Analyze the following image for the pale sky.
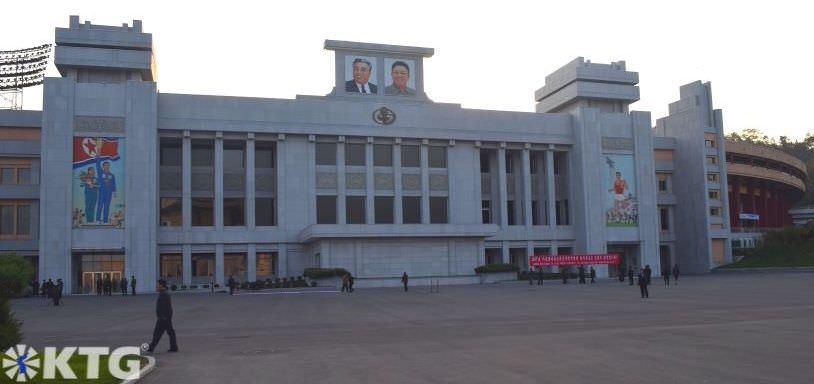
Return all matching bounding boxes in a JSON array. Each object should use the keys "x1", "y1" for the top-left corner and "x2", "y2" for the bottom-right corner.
[{"x1": 4, "y1": 0, "x2": 812, "y2": 140}]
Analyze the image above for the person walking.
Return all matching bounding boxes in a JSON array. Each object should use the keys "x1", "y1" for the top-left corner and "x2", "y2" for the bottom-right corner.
[
  {"x1": 31, "y1": 278, "x2": 39, "y2": 298},
  {"x1": 401, "y1": 272, "x2": 409, "y2": 292},
  {"x1": 96, "y1": 277, "x2": 103, "y2": 296},
  {"x1": 130, "y1": 275, "x2": 137, "y2": 295},
  {"x1": 672, "y1": 264, "x2": 680, "y2": 286},
  {"x1": 637, "y1": 271, "x2": 649, "y2": 299},
  {"x1": 618, "y1": 265, "x2": 625, "y2": 282},
  {"x1": 578, "y1": 265, "x2": 586, "y2": 284},
  {"x1": 348, "y1": 273, "x2": 355, "y2": 293},
  {"x1": 627, "y1": 267, "x2": 634, "y2": 286},
  {"x1": 589, "y1": 266, "x2": 596, "y2": 284},
  {"x1": 341, "y1": 273, "x2": 350, "y2": 293},
  {"x1": 121, "y1": 276, "x2": 129, "y2": 296},
  {"x1": 537, "y1": 267, "x2": 544, "y2": 286},
  {"x1": 104, "y1": 276, "x2": 112, "y2": 296},
  {"x1": 56, "y1": 279, "x2": 64, "y2": 305},
  {"x1": 41, "y1": 280, "x2": 48, "y2": 298},
  {"x1": 561, "y1": 267, "x2": 568, "y2": 284},
  {"x1": 662, "y1": 266, "x2": 670, "y2": 287},
  {"x1": 528, "y1": 269, "x2": 534, "y2": 285},
  {"x1": 45, "y1": 279, "x2": 54, "y2": 301},
  {"x1": 147, "y1": 285, "x2": 179, "y2": 353},
  {"x1": 228, "y1": 275, "x2": 236, "y2": 295}
]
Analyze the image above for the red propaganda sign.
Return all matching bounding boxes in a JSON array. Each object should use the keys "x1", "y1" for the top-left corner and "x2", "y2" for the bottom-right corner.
[{"x1": 529, "y1": 254, "x2": 620, "y2": 267}]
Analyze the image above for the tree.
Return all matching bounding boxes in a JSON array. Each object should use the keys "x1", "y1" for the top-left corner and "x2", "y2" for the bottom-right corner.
[{"x1": 0, "y1": 253, "x2": 34, "y2": 350}]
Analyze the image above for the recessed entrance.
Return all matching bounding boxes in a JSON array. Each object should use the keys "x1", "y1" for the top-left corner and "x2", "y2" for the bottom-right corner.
[{"x1": 72, "y1": 252, "x2": 124, "y2": 294}]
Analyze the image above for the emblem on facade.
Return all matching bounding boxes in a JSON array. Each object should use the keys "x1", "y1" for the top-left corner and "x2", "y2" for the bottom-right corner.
[{"x1": 372, "y1": 107, "x2": 396, "y2": 125}]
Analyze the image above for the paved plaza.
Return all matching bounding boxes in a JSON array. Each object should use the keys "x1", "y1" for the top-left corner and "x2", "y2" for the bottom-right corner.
[{"x1": 11, "y1": 273, "x2": 814, "y2": 383}]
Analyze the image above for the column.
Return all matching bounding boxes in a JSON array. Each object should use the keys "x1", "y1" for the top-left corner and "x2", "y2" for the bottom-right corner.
[
  {"x1": 497, "y1": 145, "x2": 508, "y2": 227},
  {"x1": 526, "y1": 241, "x2": 534, "y2": 271},
  {"x1": 337, "y1": 139, "x2": 346, "y2": 224},
  {"x1": 182, "y1": 244, "x2": 191, "y2": 286},
  {"x1": 546, "y1": 148, "x2": 556, "y2": 228},
  {"x1": 746, "y1": 180, "x2": 754, "y2": 229},
  {"x1": 501, "y1": 242, "x2": 509, "y2": 264},
  {"x1": 246, "y1": 133, "x2": 256, "y2": 229},
  {"x1": 215, "y1": 132, "x2": 224, "y2": 230},
  {"x1": 278, "y1": 243, "x2": 288, "y2": 277},
  {"x1": 760, "y1": 182, "x2": 768, "y2": 228},
  {"x1": 732, "y1": 177, "x2": 741, "y2": 228},
  {"x1": 393, "y1": 141, "x2": 403, "y2": 223},
  {"x1": 365, "y1": 138, "x2": 375, "y2": 224},
  {"x1": 420, "y1": 140, "x2": 430, "y2": 224},
  {"x1": 247, "y1": 244, "x2": 257, "y2": 282},
  {"x1": 215, "y1": 243, "x2": 224, "y2": 286},
  {"x1": 182, "y1": 132, "x2": 191, "y2": 229},
  {"x1": 522, "y1": 147, "x2": 533, "y2": 227}
]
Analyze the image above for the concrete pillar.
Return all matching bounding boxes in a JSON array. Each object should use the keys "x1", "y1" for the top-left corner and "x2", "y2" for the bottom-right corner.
[
  {"x1": 279, "y1": 243, "x2": 289, "y2": 277},
  {"x1": 365, "y1": 139, "x2": 375, "y2": 224},
  {"x1": 247, "y1": 244, "x2": 257, "y2": 282},
  {"x1": 215, "y1": 133, "x2": 224, "y2": 229},
  {"x1": 746, "y1": 181, "x2": 754, "y2": 229},
  {"x1": 522, "y1": 147, "x2": 533, "y2": 227},
  {"x1": 545, "y1": 148, "x2": 556, "y2": 228},
  {"x1": 732, "y1": 177, "x2": 741, "y2": 228},
  {"x1": 420, "y1": 141, "x2": 430, "y2": 224},
  {"x1": 337, "y1": 140, "x2": 346, "y2": 224},
  {"x1": 526, "y1": 241, "x2": 534, "y2": 271},
  {"x1": 182, "y1": 244, "x2": 191, "y2": 286},
  {"x1": 501, "y1": 242, "x2": 509, "y2": 264},
  {"x1": 393, "y1": 142, "x2": 403, "y2": 223},
  {"x1": 215, "y1": 243, "x2": 224, "y2": 286},
  {"x1": 497, "y1": 145, "x2": 508, "y2": 227},
  {"x1": 246, "y1": 134, "x2": 256, "y2": 229},
  {"x1": 182, "y1": 132, "x2": 191, "y2": 229}
]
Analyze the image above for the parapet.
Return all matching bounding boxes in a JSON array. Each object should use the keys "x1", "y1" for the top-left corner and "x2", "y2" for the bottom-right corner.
[{"x1": 535, "y1": 57, "x2": 639, "y2": 114}]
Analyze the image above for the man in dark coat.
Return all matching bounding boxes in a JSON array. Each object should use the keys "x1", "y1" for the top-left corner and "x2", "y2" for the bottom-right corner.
[
  {"x1": 618, "y1": 265, "x2": 625, "y2": 282},
  {"x1": 147, "y1": 286, "x2": 178, "y2": 353},
  {"x1": 590, "y1": 266, "x2": 596, "y2": 283},
  {"x1": 56, "y1": 279, "x2": 64, "y2": 304},
  {"x1": 228, "y1": 275, "x2": 236, "y2": 295},
  {"x1": 401, "y1": 272, "x2": 409, "y2": 292},
  {"x1": 130, "y1": 275, "x2": 137, "y2": 295},
  {"x1": 31, "y1": 278, "x2": 39, "y2": 297},
  {"x1": 578, "y1": 265, "x2": 586, "y2": 284},
  {"x1": 348, "y1": 274, "x2": 355, "y2": 293},
  {"x1": 561, "y1": 267, "x2": 568, "y2": 284},
  {"x1": 103, "y1": 276, "x2": 112, "y2": 296},
  {"x1": 42, "y1": 280, "x2": 48, "y2": 298},
  {"x1": 528, "y1": 269, "x2": 534, "y2": 285},
  {"x1": 644, "y1": 265, "x2": 652, "y2": 286},
  {"x1": 662, "y1": 266, "x2": 670, "y2": 287},
  {"x1": 637, "y1": 271, "x2": 649, "y2": 298},
  {"x1": 537, "y1": 267, "x2": 544, "y2": 286},
  {"x1": 627, "y1": 267, "x2": 634, "y2": 286},
  {"x1": 121, "y1": 276, "x2": 128, "y2": 295}
]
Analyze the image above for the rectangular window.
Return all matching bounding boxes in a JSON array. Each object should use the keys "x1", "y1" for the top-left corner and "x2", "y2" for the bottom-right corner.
[
  {"x1": 532, "y1": 200, "x2": 540, "y2": 225},
  {"x1": 255, "y1": 198, "x2": 276, "y2": 226},
  {"x1": 224, "y1": 253, "x2": 247, "y2": 281},
  {"x1": 159, "y1": 254, "x2": 183, "y2": 281},
  {"x1": 659, "y1": 180, "x2": 668, "y2": 193},
  {"x1": 708, "y1": 189, "x2": 720, "y2": 200},
  {"x1": 256, "y1": 252, "x2": 278, "y2": 278},
  {"x1": 402, "y1": 196, "x2": 421, "y2": 224},
  {"x1": 706, "y1": 156, "x2": 717, "y2": 165},
  {"x1": 1, "y1": 168, "x2": 14, "y2": 184},
  {"x1": 373, "y1": 144, "x2": 393, "y2": 166},
  {"x1": 507, "y1": 200, "x2": 516, "y2": 225},
  {"x1": 0, "y1": 203, "x2": 30, "y2": 238},
  {"x1": 346, "y1": 196, "x2": 366, "y2": 224},
  {"x1": 316, "y1": 195, "x2": 337, "y2": 224},
  {"x1": 401, "y1": 145, "x2": 420, "y2": 167},
  {"x1": 191, "y1": 139, "x2": 214, "y2": 167},
  {"x1": 428, "y1": 146, "x2": 447, "y2": 168},
  {"x1": 710, "y1": 207, "x2": 721, "y2": 217},
  {"x1": 316, "y1": 142, "x2": 337, "y2": 166},
  {"x1": 657, "y1": 173, "x2": 670, "y2": 194},
  {"x1": 660, "y1": 207, "x2": 670, "y2": 231},
  {"x1": 191, "y1": 198, "x2": 214, "y2": 226},
  {"x1": 707, "y1": 173, "x2": 719, "y2": 182},
  {"x1": 345, "y1": 143, "x2": 366, "y2": 166},
  {"x1": 705, "y1": 139, "x2": 715, "y2": 148},
  {"x1": 17, "y1": 168, "x2": 31, "y2": 185},
  {"x1": 223, "y1": 140, "x2": 246, "y2": 169},
  {"x1": 255, "y1": 141, "x2": 276, "y2": 168},
  {"x1": 480, "y1": 150, "x2": 490, "y2": 173},
  {"x1": 430, "y1": 197, "x2": 448, "y2": 224},
  {"x1": 16, "y1": 204, "x2": 29, "y2": 235},
  {"x1": 160, "y1": 138, "x2": 182, "y2": 166},
  {"x1": 160, "y1": 197, "x2": 182, "y2": 226},
  {"x1": 375, "y1": 196, "x2": 394, "y2": 224},
  {"x1": 191, "y1": 254, "x2": 215, "y2": 284},
  {"x1": 223, "y1": 198, "x2": 245, "y2": 226},
  {"x1": 481, "y1": 200, "x2": 492, "y2": 224}
]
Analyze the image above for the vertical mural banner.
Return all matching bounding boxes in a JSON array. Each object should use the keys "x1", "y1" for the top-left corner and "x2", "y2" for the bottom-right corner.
[
  {"x1": 72, "y1": 137, "x2": 125, "y2": 228},
  {"x1": 604, "y1": 154, "x2": 638, "y2": 227}
]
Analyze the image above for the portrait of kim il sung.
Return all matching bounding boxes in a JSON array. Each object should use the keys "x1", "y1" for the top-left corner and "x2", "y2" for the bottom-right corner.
[
  {"x1": 345, "y1": 56, "x2": 377, "y2": 94},
  {"x1": 384, "y1": 58, "x2": 415, "y2": 96}
]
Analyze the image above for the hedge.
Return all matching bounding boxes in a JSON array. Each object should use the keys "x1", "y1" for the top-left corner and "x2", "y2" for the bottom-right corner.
[
  {"x1": 474, "y1": 263, "x2": 519, "y2": 274},
  {"x1": 303, "y1": 267, "x2": 350, "y2": 279}
]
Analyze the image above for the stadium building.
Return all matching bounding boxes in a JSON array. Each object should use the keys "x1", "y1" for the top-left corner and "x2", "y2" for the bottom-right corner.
[{"x1": 0, "y1": 16, "x2": 805, "y2": 293}]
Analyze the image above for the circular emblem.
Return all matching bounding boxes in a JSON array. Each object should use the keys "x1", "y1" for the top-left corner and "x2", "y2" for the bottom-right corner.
[
  {"x1": 3, "y1": 344, "x2": 40, "y2": 382},
  {"x1": 372, "y1": 107, "x2": 396, "y2": 125}
]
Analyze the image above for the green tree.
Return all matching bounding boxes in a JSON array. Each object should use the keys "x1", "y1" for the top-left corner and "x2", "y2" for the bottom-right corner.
[{"x1": 0, "y1": 253, "x2": 35, "y2": 350}]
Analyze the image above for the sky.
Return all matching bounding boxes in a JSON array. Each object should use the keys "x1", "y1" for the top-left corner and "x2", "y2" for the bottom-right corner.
[{"x1": 3, "y1": 0, "x2": 812, "y2": 140}]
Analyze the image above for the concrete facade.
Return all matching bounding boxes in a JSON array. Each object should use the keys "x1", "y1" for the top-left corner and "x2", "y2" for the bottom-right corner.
[{"x1": 4, "y1": 15, "x2": 790, "y2": 293}]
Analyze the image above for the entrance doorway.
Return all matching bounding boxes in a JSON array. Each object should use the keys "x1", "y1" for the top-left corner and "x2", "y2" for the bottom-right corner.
[
  {"x1": 81, "y1": 271, "x2": 122, "y2": 294},
  {"x1": 607, "y1": 244, "x2": 639, "y2": 278}
]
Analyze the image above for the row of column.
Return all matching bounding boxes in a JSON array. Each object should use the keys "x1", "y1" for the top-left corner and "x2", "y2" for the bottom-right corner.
[
  {"x1": 179, "y1": 243, "x2": 289, "y2": 286},
  {"x1": 729, "y1": 177, "x2": 790, "y2": 228}
]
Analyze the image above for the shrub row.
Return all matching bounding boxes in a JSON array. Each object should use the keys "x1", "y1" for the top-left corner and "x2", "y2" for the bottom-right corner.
[
  {"x1": 474, "y1": 263, "x2": 519, "y2": 274},
  {"x1": 303, "y1": 268, "x2": 350, "y2": 279},
  {"x1": 169, "y1": 276, "x2": 315, "y2": 291}
]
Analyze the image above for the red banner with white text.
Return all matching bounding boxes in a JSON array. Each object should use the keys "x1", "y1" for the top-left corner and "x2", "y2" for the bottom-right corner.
[{"x1": 529, "y1": 254, "x2": 620, "y2": 267}]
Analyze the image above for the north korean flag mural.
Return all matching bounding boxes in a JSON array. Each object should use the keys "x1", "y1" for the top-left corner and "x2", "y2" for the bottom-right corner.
[{"x1": 72, "y1": 137, "x2": 125, "y2": 228}]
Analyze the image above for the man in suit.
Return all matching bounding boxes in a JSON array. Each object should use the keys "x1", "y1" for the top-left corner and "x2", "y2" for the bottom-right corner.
[
  {"x1": 345, "y1": 58, "x2": 377, "y2": 94},
  {"x1": 384, "y1": 60, "x2": 415, "y2": 96}
]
